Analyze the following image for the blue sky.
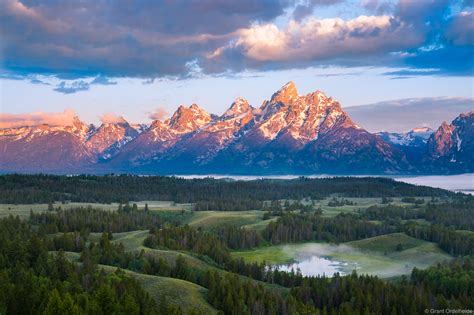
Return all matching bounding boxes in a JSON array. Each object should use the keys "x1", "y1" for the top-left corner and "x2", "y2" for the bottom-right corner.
[{"x1": 0, "y1": 0, "x2": 473, "y2": 130}]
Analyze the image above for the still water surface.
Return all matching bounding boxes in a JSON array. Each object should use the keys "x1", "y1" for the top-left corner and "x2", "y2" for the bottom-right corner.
[{"x1": 276, "y1": 256, "x2": 348, "y2": 277}]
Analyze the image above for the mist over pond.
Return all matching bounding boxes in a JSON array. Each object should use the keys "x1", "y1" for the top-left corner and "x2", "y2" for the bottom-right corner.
[
  {"x1": 269, "y1": 243, "x2": 360, "y2": 277},
  {"x1": 242, "y1": 240, "x2": 451, "y2": 279},
  {"x1": 276, "y1": 255, "x2": 349, "y2": 277}
]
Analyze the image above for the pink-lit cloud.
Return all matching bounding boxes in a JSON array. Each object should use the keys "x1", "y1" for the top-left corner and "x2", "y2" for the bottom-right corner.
[
  {"x1": 209, "y1": 15, "x2": 422, "y2": 63},
  {"x1": 99, "y1": 113, "x2": 127, "y2": 124},
  {"x1": 0, "y1": 109, "x2": 78, "y2": 128},
  {"x1": 148, "y1": 107, "x2": 170, "y2": 121}
]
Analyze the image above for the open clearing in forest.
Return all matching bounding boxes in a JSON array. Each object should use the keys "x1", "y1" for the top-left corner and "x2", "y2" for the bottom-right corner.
[
  {"x1": 232, "y1": 233, "x2": 451, "y2": 278},
  {"x1": 314, "y1": 197, "x2": 433, "y2": 217},
  {"x1": 185, "y1": 210, "x2": 264, "y2": 230}
]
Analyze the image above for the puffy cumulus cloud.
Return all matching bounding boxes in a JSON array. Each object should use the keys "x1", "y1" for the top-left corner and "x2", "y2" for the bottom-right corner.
[
  {"x1": 209, "y1": 15, "x2": 421, "y2": 63},
  {"x1": 99, "y1": 113, "x2": 128, "y2": 124},
  {"x1": 206, "y1": 0, "x2": 473, "y2": 76},
  {"x1": 0, "y1": 0, "x2": 290, "y2": 79},
  {"x1": 0, "y1": 0, "x2": 471, "y2": 79},
  {"x1": 0, "y1": 109, "x2": 78, "y2": 129},
  {"x1": 148, "y1": 107, "x2": 170, "y2": 121}
]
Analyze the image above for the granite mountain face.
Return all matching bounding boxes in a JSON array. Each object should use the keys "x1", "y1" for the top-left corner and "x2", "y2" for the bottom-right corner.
[
  {"x1": 0, "y1": 82, "x2": 472, "y2": 175},
  {"x1": 424, "y1": 112, "x2": 474, "y2": 174}
]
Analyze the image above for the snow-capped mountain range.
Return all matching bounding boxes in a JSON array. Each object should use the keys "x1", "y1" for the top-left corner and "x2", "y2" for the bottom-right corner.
[
  {"x1": 1, "y1": 82, "x2": 472, "y2": 175},
  {"x1": 377, "y1": 127, "x2": 434, "y2": 147}
]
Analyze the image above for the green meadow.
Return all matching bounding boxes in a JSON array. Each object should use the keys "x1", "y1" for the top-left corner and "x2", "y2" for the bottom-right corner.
[{"x1": 232, "y1": 233, "x2": 452, "y2": 278}]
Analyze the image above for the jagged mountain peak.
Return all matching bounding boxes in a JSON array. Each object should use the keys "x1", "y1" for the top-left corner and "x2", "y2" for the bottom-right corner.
[
  {"x1": 86, "y1": 117, "x2": 139, "y2": 154},
  {"x1": 189, "y1": 103, "x2": 202, "y2": 111},
  {"x1": 101, "y1": 121, "x2": 129, "y2": 130},
  {"x1": 150, "y1": 119, "x2": 167, "y2": 130},
  {"x1": 253, "y1": 83, "x2": 352, "y2": 143},
  {"x1": 261, "y1": 83, "x2": 341, "y2": 121},
  {"x1": 459, "y1": 111, "x2": 474, "y2": 117},
  {"x1": 69, "y1": 116, "x2": 93, "y2": 139},
  {"x1": 168, "y1": 103, "x2": 214, "y2": 134},
  {"x1": 437, "y1": 121, "x2": 455, "y2": 135},
  {"x1": 72, "y1": 115, "x2": 84, "y2": 126},
  {"x1": 454, "y1": 111, "x2": 474, "y2": 123},
  {"x1": 222, "y1": 97, "x2": 252, "y2": 118},
  {"x1": 305, "y1": 89, "x2": 333, "y2": 104},
  {"x1": 426, "y1": 112, "x2": 473, "y2": 170},
  {"x1": 171, "y1": 103, "x2": 208, "y2": 119},
  {"x1": 270, "y1": 81, "x2": 299, "y2": 104}
]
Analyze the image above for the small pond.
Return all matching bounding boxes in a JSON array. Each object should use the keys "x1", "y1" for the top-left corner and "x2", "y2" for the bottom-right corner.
[{"x1": 276, "y1": 255, "x2": 354, "y2": 277}]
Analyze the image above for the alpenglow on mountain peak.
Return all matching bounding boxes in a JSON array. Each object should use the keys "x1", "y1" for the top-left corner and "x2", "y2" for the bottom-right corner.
[
  {"x1": 222, "y1": 97, "x2": 252, "y2": 118},
  {"x1": 0, "y1": 82, "x2": 472, "y2": 175},
  {"x1": 167, "y1": 103, "x2": 214, "y2": 134},
  {"x1": 270, "y1": 81, "x2": 299, "y2": 104}
]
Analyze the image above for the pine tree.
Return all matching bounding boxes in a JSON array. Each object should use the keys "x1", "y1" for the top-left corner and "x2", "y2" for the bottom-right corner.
[
  {"x1": 43, "y1": 289, "x2": 63, "y2": 315},
  {"x1": 95, "y1": 285, "x2": 119, "y2": 315},
  {"x1": 62, "y1": 293, "x2": 80, "y2": 315}
]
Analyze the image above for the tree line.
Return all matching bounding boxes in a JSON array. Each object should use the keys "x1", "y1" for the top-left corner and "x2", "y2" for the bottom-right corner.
[
  {"x1": 362, "y1": 199, "x2": 474, "y2": 230},
  {"x1": 0, "y1": 174, "x2": 456, "y2": 206},
  {"x1": 29, "y1": 206, "x2": 187, "y2": 234},
  {"x1": 262, "y1": 212, "x2": 397, "y2": 244}
]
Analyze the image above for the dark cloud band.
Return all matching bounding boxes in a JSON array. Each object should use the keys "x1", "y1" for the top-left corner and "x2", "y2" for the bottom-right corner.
[{"x1": 0, "y1": 0, "x2": 472, "y2": 80}]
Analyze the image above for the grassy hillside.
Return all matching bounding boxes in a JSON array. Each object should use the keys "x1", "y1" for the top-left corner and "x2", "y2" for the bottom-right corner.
[
  {"x1": 105, "y1": 229, "x2": 287, "y2": 292},
  {"x1": 185, "y1": 210, "x2": 264, "y2": 230},
  {"x1": 56, "y1": 249, "x2": 217, "y2": 313},
  {"x1": 347, "y1": 232, "x2": 426, "y2": 252},
  {"x1": 99, "y1": 265, "x2": 217, "y2": 314}
]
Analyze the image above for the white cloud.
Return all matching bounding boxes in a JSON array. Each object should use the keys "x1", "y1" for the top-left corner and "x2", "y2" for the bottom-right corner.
[{"x1": 209, "y1": 15, "x2": 423, "y2": 63}]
